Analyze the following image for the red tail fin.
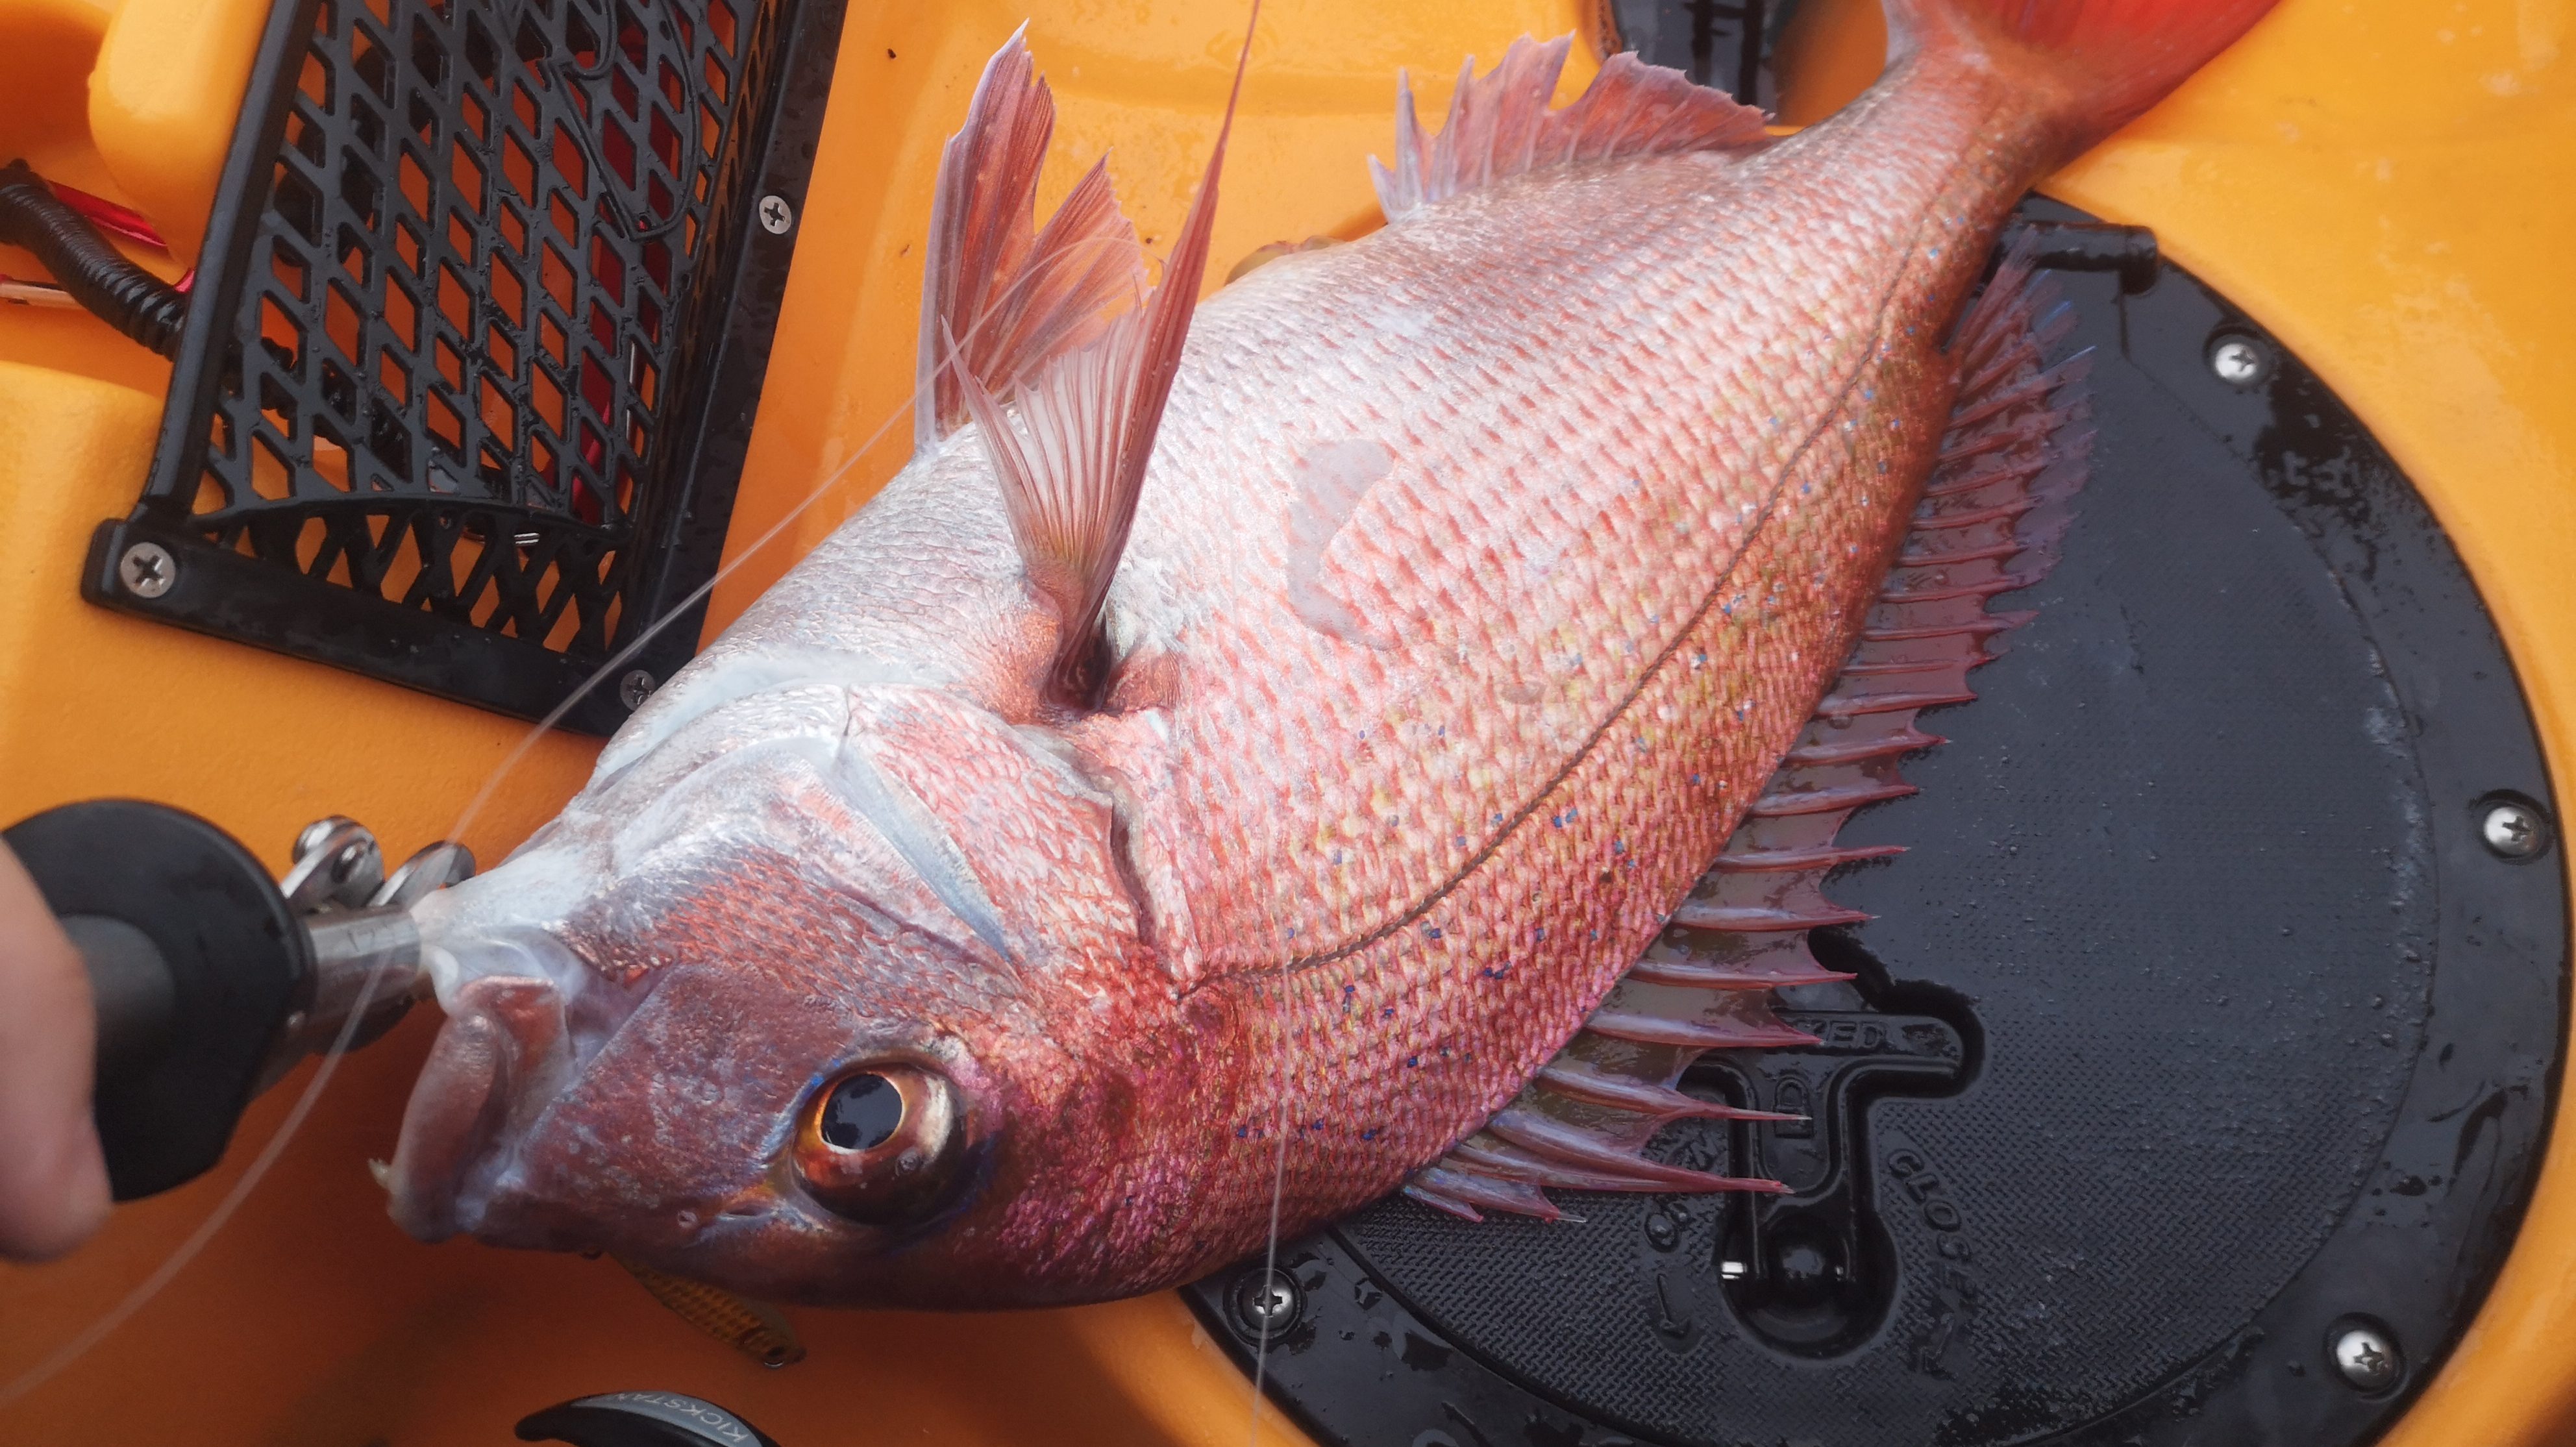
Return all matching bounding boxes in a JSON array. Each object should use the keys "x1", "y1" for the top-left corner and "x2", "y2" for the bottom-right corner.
[{"x1": 1892, "y1": 0, "x2": 2281, "y2": 158}]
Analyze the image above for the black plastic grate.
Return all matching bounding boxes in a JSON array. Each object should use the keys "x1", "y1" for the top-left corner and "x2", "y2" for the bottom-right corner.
[{"x1": 85, "y1": 0, "x2": 848, "y2": 733}]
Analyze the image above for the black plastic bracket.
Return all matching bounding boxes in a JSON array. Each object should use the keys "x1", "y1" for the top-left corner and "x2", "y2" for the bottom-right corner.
[{"x1": 1703, "y1": 938, "x2": 1977, "y2": 1359}]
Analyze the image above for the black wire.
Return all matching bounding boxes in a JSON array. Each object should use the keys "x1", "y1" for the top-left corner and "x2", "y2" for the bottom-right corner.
[{"x1": 0, "y1": 160, "x2": 187, "y2": 357}]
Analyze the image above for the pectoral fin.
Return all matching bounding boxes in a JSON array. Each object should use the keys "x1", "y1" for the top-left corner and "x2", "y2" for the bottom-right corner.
[{"x1": 915, "y1": 30, "x2": 1146, "y2": 452}]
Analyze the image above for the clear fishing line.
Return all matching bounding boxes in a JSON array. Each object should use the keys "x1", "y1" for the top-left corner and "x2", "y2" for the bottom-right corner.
[
  {"x1": 0, "y1": 224, "x2": 1159, "y2": 1405},
  {"x1": 1198, "y1": 8, "x2": 1272, "y2": 1440},
  {"x1": 1248, "y1": 975, "x2": 1295, "y2": 1447}
]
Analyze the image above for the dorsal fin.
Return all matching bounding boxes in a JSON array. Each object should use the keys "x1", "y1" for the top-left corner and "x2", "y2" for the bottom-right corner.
[
  {"x1": 915, "y1": 28, "x2": 1148, "y2": 451},
  {"x1": 932, "y1": 18, "x2": 1253, "y2": 706},
  {"x1": 1370, "y1": 36, "x2": 1772, "y2": 224}
]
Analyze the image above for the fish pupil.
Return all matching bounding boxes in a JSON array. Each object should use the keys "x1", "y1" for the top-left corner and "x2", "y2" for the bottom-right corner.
[{"x1": 820, "y1": 1072, "x2": 904, "y2": 1151}]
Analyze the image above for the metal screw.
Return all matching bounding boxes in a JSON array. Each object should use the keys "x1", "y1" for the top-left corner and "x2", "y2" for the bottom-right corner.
[
  {"x1": 1228, "y1": 1268, "x2": 1302, "y2": 1339},
  {"x1": 619, "y1": 669, "x2": 657, "y2": 710},
  {"x1": 2209, "y1": 336, "x2": 2272, "y2": 387},
  {"x1": 118, "y1": 541, "x2": 177, "y2": 599},
  {"x1": 2331, "y1": 1322, "x2": 2402, "y2": 1393},
  {"x1": 2483, "y1": 800, "x2": 2549, "y2": 860},
  {"x1": 757, "y1": 193, "x2": 794, "y2": 235}
]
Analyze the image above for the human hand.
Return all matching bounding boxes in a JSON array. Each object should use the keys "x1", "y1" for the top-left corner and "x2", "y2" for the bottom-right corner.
[{"x1": 0, "y1": 840, "x2": 108, "y2": 1260}]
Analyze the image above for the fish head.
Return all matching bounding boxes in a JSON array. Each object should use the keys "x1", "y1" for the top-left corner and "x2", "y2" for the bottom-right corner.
[{"x1": 387, "y1": 682, "x2": 1182, "y2": 1305}]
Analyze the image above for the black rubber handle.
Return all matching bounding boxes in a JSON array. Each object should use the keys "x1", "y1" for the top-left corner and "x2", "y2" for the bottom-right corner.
[
  {"x1": 60, "y1": 914, "x2": 177, "y2": 1081},
  {"x1": 3, "y1": 800, "x2": 308, "y2": 1200}
]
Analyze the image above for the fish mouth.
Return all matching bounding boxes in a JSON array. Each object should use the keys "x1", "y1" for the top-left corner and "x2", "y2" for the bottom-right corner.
[{"x1": 386, "y1": 927, "x2": 626, "y2": 1241}]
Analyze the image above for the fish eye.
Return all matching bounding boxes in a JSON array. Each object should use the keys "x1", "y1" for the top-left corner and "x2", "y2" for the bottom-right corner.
[{"x1": 791, "y1": 1061, "x2": 963, "y2": 1222}]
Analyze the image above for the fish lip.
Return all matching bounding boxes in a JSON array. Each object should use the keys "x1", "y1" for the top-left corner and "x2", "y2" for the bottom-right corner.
[
  {"x1": 423, "y1": 919, "x2": 652, "y2": 1072},
  {"x1": 388, "y1": 928, "x2": 643, "y2": 1242},
  {"x1": 387, "y1": 972, "x2": 560, "y2": 1240}
]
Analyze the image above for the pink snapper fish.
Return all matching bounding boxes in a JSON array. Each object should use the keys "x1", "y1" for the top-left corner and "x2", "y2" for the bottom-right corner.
[{"x1": 388, "y1": 0, "x2": 2279, "y2": 1307}]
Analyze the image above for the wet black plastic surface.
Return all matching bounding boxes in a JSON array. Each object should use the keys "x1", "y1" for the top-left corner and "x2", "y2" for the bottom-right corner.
[{"x1": 1183, "y1": 203, "x2": 2566, "y2": 1447}]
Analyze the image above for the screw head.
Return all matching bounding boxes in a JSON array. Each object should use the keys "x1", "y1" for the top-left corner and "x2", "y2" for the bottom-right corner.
[
  {"x1": 1228, "y1": 1267, "x2": 1302, "y2": 1339},
  {"x1": 619, "y1": 669, "x2": 657, "y2": 711},
  {"x1": 2330, "y1": 1322, "x2": 2402, "y2": 1393},
  {"x1": 2208, "y1": 335, "x2": 2272, "y2": 387},
  {"x1": 757, "y1": 193, "x2": 795, "y2": 235},
  {"x1": 2483, "y1": 799, "x2": 2550, "y2": 860},
  {"x1": 118, "y1": 541, "x2": 177, "y2": 599}
]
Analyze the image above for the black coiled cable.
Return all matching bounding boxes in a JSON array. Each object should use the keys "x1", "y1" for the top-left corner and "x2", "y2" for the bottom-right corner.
[{"x1": 0, "y1": 160, "x2": 186, "y2": 357}]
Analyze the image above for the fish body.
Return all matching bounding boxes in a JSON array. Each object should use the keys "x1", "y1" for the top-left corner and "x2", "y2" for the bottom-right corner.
[{"x1": 390, "y1": 0, "x2": 2279, "y2": 1306}]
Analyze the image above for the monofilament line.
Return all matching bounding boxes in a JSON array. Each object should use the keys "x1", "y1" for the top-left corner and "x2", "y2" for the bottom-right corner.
[{"x1": 1249, "y1": 976, "x2": 1294, "y2": 1447}]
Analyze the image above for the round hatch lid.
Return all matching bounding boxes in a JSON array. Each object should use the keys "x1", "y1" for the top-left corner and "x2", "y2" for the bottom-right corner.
[{"x1": 1183, "y1": 199, "x2": 2566, "y2": 1447}]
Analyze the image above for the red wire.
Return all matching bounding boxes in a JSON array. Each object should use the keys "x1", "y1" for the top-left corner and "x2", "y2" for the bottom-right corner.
[{"x1": 43, "y1": 178, "x2": 169, "y2": 252}]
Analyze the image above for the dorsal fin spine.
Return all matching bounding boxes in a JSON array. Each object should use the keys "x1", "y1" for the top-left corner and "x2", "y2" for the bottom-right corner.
[
  {"x1": 1371, "y1": 36, "x2": 1771, "y2": 223},
  {"x1": 926, "y1": 14, "x2": 1256, "y2": 706},
  {"x1": 915, "y1": 31, "x2": 1149, "y2": 452}
]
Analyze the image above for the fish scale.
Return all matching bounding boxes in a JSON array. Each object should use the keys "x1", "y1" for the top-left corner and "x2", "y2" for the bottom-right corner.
[
  {"x1": 1099, "y1": 127, "x2": 2009, "y2": 1254},
  {"x1": 1412, "y1": 239, "x2": 2096, "y2": 1218},
  {"x1": 1126, "y1": 182, "x2": 1922, "y2": 966},
  {"x1": 390, "y1": 0, "x2": 2285, "y2": 1307}
]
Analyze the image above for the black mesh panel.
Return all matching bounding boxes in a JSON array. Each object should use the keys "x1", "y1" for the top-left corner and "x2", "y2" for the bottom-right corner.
[{"x1": 87, "y1": 0, "x2": 848, "y2": 733}]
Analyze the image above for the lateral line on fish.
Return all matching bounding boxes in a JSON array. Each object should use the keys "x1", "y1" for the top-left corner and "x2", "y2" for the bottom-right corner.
[
  {"x1": 1179, "y1": 44, "x2": 1996, "y2": 987},
  {"x1": 1265, "y1": 155, "x2": 1979, "y2": 981},
  {"x1": 1409, "y1": 232, "x2": 2096, "y2": 1221}
]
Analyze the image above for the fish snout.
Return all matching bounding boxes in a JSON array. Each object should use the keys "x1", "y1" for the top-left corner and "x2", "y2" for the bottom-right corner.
[{"x1": 386, "y1": 971, "x2": 572, "y2": 1241}]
